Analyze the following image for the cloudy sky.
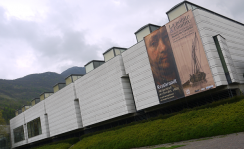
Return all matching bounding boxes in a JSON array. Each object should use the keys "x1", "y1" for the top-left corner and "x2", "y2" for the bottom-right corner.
[{"x1": 0, "y1": 0, "x2": 243, "y2": 79}]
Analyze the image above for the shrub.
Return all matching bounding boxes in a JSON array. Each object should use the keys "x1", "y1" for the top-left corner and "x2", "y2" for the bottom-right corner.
[
  {"x1": 71, "y1": 96, "x2": 244, "y2": 149},
  {"x1": 33, "y1": 137, "x2": 79, "y2": 149}
]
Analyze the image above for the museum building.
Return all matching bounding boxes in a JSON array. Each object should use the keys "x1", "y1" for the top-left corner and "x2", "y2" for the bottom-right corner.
[{"x1": 9, "y1": 1, "x2": 244, "y2": 148}]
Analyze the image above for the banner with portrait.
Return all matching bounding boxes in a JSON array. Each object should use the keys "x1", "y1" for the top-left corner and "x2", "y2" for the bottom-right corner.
[
  {"x1": 144, "y1": 26, "x2": 185, "y2": 104},
  {"x1": 144, "y1": 10, "x2": 215, "y2": 103}
]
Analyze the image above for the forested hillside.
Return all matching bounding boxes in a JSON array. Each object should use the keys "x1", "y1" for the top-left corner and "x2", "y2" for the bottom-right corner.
[
  {"x1": 0, "y1": 72, "x2": 64, "y2": 123},
  {"x1": 0, "y1": 67, "x2": 86, "y2": 123},
  {"x1": 61, "y1": 66, "x2": 86, "y2": 78}
]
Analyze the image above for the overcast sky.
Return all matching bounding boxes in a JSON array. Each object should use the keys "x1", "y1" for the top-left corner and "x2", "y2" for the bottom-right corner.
[{"x1": 0, "y1": 0, "x2": 243, "y2": 80}]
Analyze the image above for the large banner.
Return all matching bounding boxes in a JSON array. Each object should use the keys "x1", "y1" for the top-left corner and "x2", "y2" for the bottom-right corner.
[
  {"x1": 166, "y1": 10, "x2": 215, "y2": 97},
  {"x1": 144, "y1": 10, "x2": 215, "y2": 103},
  {"x1": 144, "y1": 26, "x2": 184, "y2": 103}
]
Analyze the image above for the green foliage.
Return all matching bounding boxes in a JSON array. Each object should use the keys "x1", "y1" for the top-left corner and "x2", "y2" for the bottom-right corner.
[
  {"x1": 75, "y1": 95, "x2": 244, "y2": 141},
  {"x1": 60, "y1": 137, "x2": 79, "y2": 145},
  {"x1": 71, "y1": 96, "x2": 244, "y2": 149},
  {"x1": 0, "y1": 111, "x2": 5, "y2": 124},
  {"x1": 33, "y1": 143, "x2": 71, "y2": 149},
  {"x1": 33, "y1": 138, "x2": 79, "y2": 149},
  {"x1": 0, "y1": 72, "x2": 65, "y2": 122},
  {"x1": 0, "y1": 72, "x2": 64, "y2": 101},
  {"x1": 2, "y1": 107, "x2": 15, "y2": 124},
  {"x1": 0, "y1": 111, "x2": 7, "y2": 136},
  {"x1": 154, "y1": 145, "x2": 185, "y2": 149}
]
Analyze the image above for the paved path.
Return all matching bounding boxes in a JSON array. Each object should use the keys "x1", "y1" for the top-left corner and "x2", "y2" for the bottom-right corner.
[{"x1": 132, "y1": 132, "x2": 244, "y2": 149}]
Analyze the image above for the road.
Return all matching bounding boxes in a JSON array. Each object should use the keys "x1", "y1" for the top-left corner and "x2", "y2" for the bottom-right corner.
[{"x1": 133, "y1": 132, "x2": 244, "y2": 149}]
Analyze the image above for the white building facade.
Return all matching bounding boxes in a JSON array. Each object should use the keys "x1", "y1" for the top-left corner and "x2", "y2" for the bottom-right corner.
[{"x1": 10, "y1": 1, "x2": 244, "y2": 148}]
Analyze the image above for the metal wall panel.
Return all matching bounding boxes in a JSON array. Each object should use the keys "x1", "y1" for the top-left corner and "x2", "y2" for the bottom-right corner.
[
  {"x1": 45, "y1": 83, "x2": 82, "y2": 137},
  {"x1": 217, "y1": 35, "x2": 239, "y2": 83},
  {"x1": 24, "y1": 101, "x2": 49, "y2": 144},
  {"x1": 10, "y1": 113, "x2": 27, "y2": 148},
  {"x1": 122, "y1": 41, "x2": 159, "y2": 111},
  {"x1": 75, "y1": 55, "x2": 136, "y2": 127},
  {"x1": 193, "y1": 9, "x2": 244, "y2": 84}
]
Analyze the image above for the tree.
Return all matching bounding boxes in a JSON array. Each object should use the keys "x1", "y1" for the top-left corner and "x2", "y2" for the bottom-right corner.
[
  {"x1": 0, "y1": 111, "x2": 6, "y2": 124},
  {"x1": 0, "y1": 111, "x2": 7, "y2": 136},
  {"x1": 2, "y1": 107, "x2": 15, "y2": 124},
  {"x1": 0, "y1": 111, "x2": 10, "y2": 148}
]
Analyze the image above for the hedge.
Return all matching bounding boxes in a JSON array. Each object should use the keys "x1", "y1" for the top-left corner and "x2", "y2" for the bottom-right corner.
[{"x1": 71, "y1": 96, "x2": 244, "y2": 149}]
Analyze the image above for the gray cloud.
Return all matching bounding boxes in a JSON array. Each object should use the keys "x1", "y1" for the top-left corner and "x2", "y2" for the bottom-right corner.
[
  {"x1": 218, "y1": 0, "x2": 244, "y2": 22},
  {"x1": 0, "y1": 0, "x2": 243, "y2": 79},
  {"x1": 0, "y1": 3, "x2": 106, "y2": 79}
]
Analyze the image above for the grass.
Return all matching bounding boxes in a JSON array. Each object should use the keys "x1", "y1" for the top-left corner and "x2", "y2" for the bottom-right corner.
[
  {"x1": 70, "y1": 95, "x2": 244, "y2": 149},
  {"x1": 33, "y1": 143, "x2": 71, "y2": 149},
  {"x1": 33, "y1": 138, "x2": 79, "y2": 149},
  {"x1": 31, "y1": 95, "x2": 244, "y2": 149},
  {"x1": 195, "y1": 137, "x2": 213, "y2": 141},
  {"x1": 154, "y1": 145, "x2": 185, "y2": 149}
]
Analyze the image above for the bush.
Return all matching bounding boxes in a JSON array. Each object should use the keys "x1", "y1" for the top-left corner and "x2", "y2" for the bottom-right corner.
[
  {"x1": 71, "y1": 96, "x2": 244, "y2": 149},
  {"x1": 33, "y1": 143, "x2": 71, "y2": 149},
  {"x1": 33, "y1": 138, "x2": 79, "y2": 149}
]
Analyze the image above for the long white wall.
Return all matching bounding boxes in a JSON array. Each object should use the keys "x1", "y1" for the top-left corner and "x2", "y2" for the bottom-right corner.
[
  {"x1": 75, "y1": 55, "x2": 136, "y2": 127},
  {"x1": 24, "y1": 101, "x2": 49, "y2": 143},
  {"x1": 122, "y1": 41, "x2": 159, "y2": 111},
  {"x1": 9, "y1": 7, "x2": 244, "y2": 149},
  {"x1": 193, "y1": 9, "x2": 244, "y2": 86},
  {"x1": 10, "y1": 55, "x2": 136, "y2": 148},
  {"x1": 45, "y1": 83, "x2": 82, "y2": 137}
]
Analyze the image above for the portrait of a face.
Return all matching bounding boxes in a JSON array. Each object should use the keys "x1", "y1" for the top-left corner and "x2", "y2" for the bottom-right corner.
[
  {"x1": 145, "y1": 26, "x2": 176, "y2": 82},
  {"x1": 147, "y1": 27, "x2": 173, "y2": 71},
  {"x1": 145, "y1": 26, "x2": 184, "y2": 103}
]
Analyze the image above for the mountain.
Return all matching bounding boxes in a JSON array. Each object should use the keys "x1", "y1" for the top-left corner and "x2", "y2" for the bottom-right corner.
[
  {"x1": 61, "y1": 66, "x2": 86, "y2": 78},
  {"x1": 0, "y1": 72, "x2": 65, "y2": 101},
  {"x1": 0, "y1": 72, "x2": 65, "y2": 123},
  {"x1": 0, "y1": 67, "x2": 86, "y2": 123}
]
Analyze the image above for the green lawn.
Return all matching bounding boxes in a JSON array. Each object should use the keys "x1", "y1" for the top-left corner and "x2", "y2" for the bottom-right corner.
[
  {"x1": 32, "y1": 95, "x2": 244, "y2": 149},
  {"x1": 71, "y1": 96, "x2": 244, "y2": 149},
  {"x1": 154, "y1": 145, "x2": 185, "y2": 149},
  {"x1": 33, "y1": 143, "x2": 71, "y2": 149},
  {"x1": 33, "y1": 138, "x2": 79, "y2": 149}
]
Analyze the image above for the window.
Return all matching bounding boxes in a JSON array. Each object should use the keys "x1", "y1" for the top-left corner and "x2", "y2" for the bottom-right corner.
[
  {"x1": 0, "y1": 135, "x2": 6, "y2": 148},
  {"x1": 13, "y1": 126, "x2": 25, "y2": 143},
  {"x1": 85, "y1": 62, "x2": 94, "y2": 73},
  {"x1": 104, "y1": 49, "x2": 115, "y2": 62},
  {"x1": 135, "y1": 26, "x2": 150, "y2": 42},
  {"x1": 149, "y1": 25, "x2": 160, "y2": 33},
  {"x1": 167, "y1": 3, "x2": 187, "y2": 21},
  {"x1": 0, "y1": 133, "x2": 10, "y2": 148},
  {"x1": 35, "y1": 98, "x2": 40, "y2": 104},
  {"x1": 27, "y1": 117, "x2": 42, "y2": 138}
]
